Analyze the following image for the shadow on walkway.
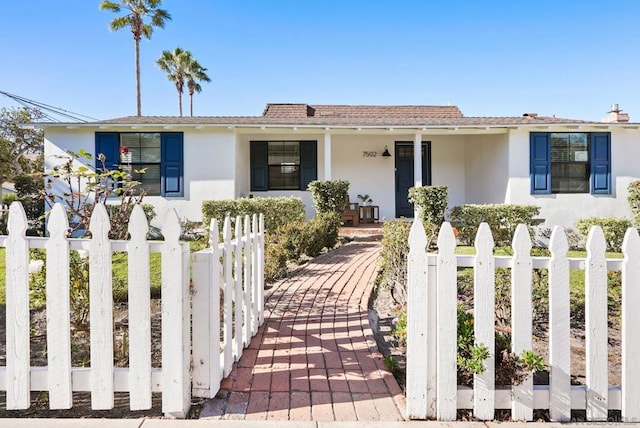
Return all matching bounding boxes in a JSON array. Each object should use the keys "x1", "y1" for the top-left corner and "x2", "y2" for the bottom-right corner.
[{"x1": 200, "y1": 239, "x2": 405, "y2": 421}]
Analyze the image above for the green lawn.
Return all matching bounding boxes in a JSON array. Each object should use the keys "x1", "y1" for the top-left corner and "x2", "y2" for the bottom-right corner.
[{"x1": 0, "y1": 247, "x2": 162, "y2": 306}]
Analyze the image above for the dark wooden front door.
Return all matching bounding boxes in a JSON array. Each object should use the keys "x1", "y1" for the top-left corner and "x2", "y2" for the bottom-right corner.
[{"x1": 395, "y1": 141, "x2": 431, "y2": 218}]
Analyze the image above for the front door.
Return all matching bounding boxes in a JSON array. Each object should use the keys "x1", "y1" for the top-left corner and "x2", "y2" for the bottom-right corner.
[{"x1": 395, "y1": 141, "x2": 431, "y2": 218}]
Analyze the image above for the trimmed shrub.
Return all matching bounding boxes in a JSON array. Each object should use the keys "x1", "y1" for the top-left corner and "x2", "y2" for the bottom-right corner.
[
  {"x1": 628, "y1": 180, "x2": 640, "y2": 228},
  {"x1": 449, "y1": 204, "x2": 540, "y2": 246},
  {"x1": 201, "y1": 197, "x2": 305, "y2": 233},
  {"x1": 263, "y1": 212, "x2": 342, "y2": 282},
  {"x1": 377, "y1": 219, "x2": 412, "y2": 307},
  {"x1": 408, "y1": 185, "x2": 448, "y2": 225},
  {"x1": 307, "y1": 180, "x2": 350, "y2": 215},
  {"x1": 302, "y1": 212, "x2": 341, "y2": 257},
  {"x1": 576, "y1": 217, "x2": 633, "y2": 252}
]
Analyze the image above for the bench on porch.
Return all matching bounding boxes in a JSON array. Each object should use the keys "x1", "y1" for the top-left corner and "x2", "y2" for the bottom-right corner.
[{"x1": 341, "y1": 201, "x2": 359, "y2": 226}]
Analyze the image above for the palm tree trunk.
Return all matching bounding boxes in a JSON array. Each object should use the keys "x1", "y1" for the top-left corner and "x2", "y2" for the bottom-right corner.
[
  {"x1": 135, "y1": 38, "x2": 142, "y2": 116},
  {"x1": 190, "y1": 94, "x2": 194, "y2": 117},
  {"x1": 178, "y1": 90, "x2": 183, "y2": 116}
]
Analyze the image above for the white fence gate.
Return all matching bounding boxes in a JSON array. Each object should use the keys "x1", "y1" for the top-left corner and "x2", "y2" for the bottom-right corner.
[
  {"x1": 0, "y1": 201, "x2": 264, "y2": 417},
  {"x1": 406, "y1": 219, "x2": 640, "y2": 422}
]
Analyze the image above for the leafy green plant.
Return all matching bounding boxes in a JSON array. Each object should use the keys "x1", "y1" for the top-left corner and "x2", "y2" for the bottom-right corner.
[
  {"x1": 201, "y1": 196, "x2": 305, "y2": 233},
  {"x1": 45, "y1": 149, "x2": 149, "y2": 239},
  {"x1": 449, "y1": 204, "x2": 540, "y2": 246},
  {"x1": 408, "y1": 185, "x2": 448, "y2": 225},
  {"x1": 628, "y1": 180, "x2": 640, "y2": 228},
  {"x1": 384, "y1": 355, "x2": 397, "y2": 371},
  {"x1": 307, "y1": 179, "x2": 350, "y2": 215},
  {"x1": 576, "y1": 216, "x2": 633, "y2": 253},
  {"x1": 377, "y1": 219, "x2": 412, "y2": 306},
  {"x1": 457, "y1": 305, "x2": 491, "y2": 383},
  {"x1": 357, "y1": 194, "x2": 372, "y2": 204},
  {"x1": 391, "y1": 312, "x2": 407, "y2": 347}
]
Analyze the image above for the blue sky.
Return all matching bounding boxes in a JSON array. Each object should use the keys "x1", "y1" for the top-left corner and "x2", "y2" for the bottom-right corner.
[{"x1": 1, "y1": 1, "x2": 638, "y2": 121}]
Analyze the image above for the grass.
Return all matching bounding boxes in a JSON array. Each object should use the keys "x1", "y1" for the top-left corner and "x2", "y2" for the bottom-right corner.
[{"x1": 0, "y1": 247, "x2": 163, "y2": 306}]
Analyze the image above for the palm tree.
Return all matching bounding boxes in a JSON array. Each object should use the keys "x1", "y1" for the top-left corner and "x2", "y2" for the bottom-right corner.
[
  {"x1": 185, "y1": 59, "x2": 211, "y2": 117},
  {"x1": 156, "y1": 47, "x2": 192, "y2": 116},
  {"x1": 100, "y1": 0, "x2": 171, "y2": 116}
]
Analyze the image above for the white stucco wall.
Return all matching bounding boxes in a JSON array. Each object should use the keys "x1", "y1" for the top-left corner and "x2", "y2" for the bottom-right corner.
[
  {"x1": 463, "y1": 134, "x2": 509, "y2": 204},
  {"x1": 429, "y1": 136, "x2": 467, "y2": 211},
  {"x1": 330, "y1": 135, "x2": 396, "y2": 220},
  {"x1": 44, "y1": 124, "x2": 640, "y2": 229},
  {"x1": 505, "y1": 128, "x2": 639, "y2": 227},
  {"x1": 235, "y1": 132, "x2": 325, "y2": 218},
  {"x1": 44, "y1": 127, "x2": 237, "y2": 226}
]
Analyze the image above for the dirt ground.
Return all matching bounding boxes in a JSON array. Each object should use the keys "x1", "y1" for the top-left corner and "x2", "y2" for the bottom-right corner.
[
  {"x1": 0, "y1": 276, "x2": 623, "y2": 419},
  {"x1": 369, "y1": 281, "x2": 623, "y2": 420}
]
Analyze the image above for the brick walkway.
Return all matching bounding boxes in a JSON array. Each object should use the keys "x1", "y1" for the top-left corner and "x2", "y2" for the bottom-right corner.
[{"x1": 200, "y1": 238, "x2": 405, "y2": 421}]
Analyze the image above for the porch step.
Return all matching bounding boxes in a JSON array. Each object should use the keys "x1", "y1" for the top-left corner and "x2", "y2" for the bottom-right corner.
[{"x1": 339, "y1": 223, "x2": 383, "y2": 238}]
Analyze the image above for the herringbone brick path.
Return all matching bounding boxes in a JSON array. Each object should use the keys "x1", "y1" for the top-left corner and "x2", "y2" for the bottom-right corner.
[{"x1": 200, "y1": 238, "x2": 405, "y2": 421}]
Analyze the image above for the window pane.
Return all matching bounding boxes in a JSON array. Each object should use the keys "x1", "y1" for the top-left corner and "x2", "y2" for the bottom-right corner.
[
  {"x1": 551, "y1": 134, "x2": 569, "y2": 162},
  {"x1": 551, "y1": 163, "x2": 589, "y2": 193},
  {"x1": 268, "y1": 165, "x2": 300, "y2": 190},
  {"x1": 131, "y1": 164, "x2": 161, "y2": 196}
]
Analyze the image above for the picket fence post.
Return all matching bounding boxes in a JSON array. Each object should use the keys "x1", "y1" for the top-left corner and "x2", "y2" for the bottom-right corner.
[
  {"x1": 406, "y1": 218, "x2": 429, "y2": 419},
  {"x1": 436, "y1": 222, "x2": 457, "y2": 420},
  {"x1": 161, "y1": 209, "x2": 190, "y2": 418},
  {"x1": 585, "y1": 226, "x2": 608, "y2": 420},
  {"x1": 251, "y1": 214, "x2": 260, "y2": 334},
  {"x1": 473, "y1": 223, "x2": 495, "y2": 419},
  {"x1": 46, "y1": 203, "x2": 73, "y2": 409},
  {"x1": 511, "y1": 224, "x2": 533, "y2": 421},
  {"x1": 222, "y1": 217, "x2": 234, "y2": 376},
  {"x1": 5, "y1": 202, "x2": 30, "y2": 409},
  {"x1": 548, "y1": 226, "x2": 571, "y2": 422},
  {"x1": 127, "y1": 204, "x2": 152, "y2": 409},
  {"x1": 621, "y1": 228, "x2": 640, "y2": 421},
  {"x1": 88, "y1": 204, "x2": 114, "y2": 410},
  {"x1": 192, "y1": 218, "x2": 223, "y2": 398},
  {"x1": 243, "y1": 215, "x2": 252, "y2": 346},
  {"x1": 234, "y1": 216, "x2": 244, "y2": 360},
  {"x1": 258, "y1": 214, "x2": 265, "y2": 326}
]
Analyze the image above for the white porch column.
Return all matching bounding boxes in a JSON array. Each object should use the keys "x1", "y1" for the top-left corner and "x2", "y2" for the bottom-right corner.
[
  {"x1": 414, "y1": 133, "x2": 422, "y2": 187},
  {"x1": 324, "y1": 132, "x2": 332, "y2": 180},
  {"x1": 414, "y1": 133, "x2": 422, "y2": 219}
]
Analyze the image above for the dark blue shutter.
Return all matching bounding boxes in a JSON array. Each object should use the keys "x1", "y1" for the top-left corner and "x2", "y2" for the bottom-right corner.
[
  {"x1": 250, "y1": 141, "x2": 268, "y2": 191},
  {"x1": 530, "y1": 132, "x2": 551, "y2": 194},
  {"x1": 95, "y1": 132, "x2": 119, "y2": 172},
  {"x1": 161, "y1": 133, "x2": 184, "y2": 197},
  {"x1": 300, "y1": 140, "x2": 317, "y2": 190},
  {"x1": 590, "y1": 132, "x2": 611, "y2": 194}
]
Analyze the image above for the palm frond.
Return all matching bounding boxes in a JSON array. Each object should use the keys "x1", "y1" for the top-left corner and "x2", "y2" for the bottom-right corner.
[
  {"x1": 109, "y1": 15, "x2": 132, "y2": 31},
  {"x1": 99, "y1": 0, "x2": 121, "y2": 12}
]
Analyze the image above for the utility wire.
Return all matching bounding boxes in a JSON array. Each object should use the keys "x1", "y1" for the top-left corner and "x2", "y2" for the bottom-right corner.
[{"x1": 0, "y1": 90, "x2": 100, "y2": 122}]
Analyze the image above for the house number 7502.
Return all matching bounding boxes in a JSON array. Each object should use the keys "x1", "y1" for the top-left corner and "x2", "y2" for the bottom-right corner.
[{"x1": 362, "y1": 151, "x2": 377, "y2": 158}]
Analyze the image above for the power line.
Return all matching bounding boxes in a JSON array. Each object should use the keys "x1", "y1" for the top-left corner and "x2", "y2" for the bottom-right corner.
[{"x1": 0, "y1": 90, "x2": 99, "y2": 122}]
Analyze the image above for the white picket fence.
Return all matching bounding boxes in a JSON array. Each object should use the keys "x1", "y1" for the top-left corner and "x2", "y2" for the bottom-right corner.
[
  {"x1": 0, "y1": 201, "x2": 264, "y2": 418},
  {"x1": 191, "y1": 213, "x2": 265, "y2": 398},
  {"x1": 406, "y1": 219, "x2": 640, "y2": 422}
]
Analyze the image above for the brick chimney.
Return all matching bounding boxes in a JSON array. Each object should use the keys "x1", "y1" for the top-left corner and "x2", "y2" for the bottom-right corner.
[{"x1": 602, "y1": 104, "x2": 630, "y2": 123}]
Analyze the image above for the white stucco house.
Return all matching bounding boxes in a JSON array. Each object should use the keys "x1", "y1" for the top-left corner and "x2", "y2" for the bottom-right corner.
[{"x1": 36, "y1": 103, "x2": 638, "y2": 228}]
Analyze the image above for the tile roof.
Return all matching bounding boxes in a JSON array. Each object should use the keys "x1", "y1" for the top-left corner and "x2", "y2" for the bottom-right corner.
[
  {"x1": 262, "y1": 103, "x2": 464, "y2": 119},
  {"x1": 47, "y1": 103, "x2": 614, "y2": 127},
  {"x1": 95, "y1": 114, "x2": 601, "y2": 127}
]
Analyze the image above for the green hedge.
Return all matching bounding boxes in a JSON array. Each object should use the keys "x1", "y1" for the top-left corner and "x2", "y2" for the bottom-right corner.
[
  {"x1": 408, "y1": 185, "x2": 448, "y2": 225},
  {"x1": 307, "y1": 180, "x2": 350, "y2": 215},
  {"x1": 576, "y1": 217, "x2": 633, "y2": 253},
  {"x1": 628, "y1": 180, "x2": 640, "y2": 228},
  {"x1": 202, "y1": 197, "x2": 305, "y2": 233},
  {"x1": 449, "y1": 204, "x2": 540, "y2": 246},
  {"x1": 264, "y1": 212, "x2": 342, "y2": 282}
]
